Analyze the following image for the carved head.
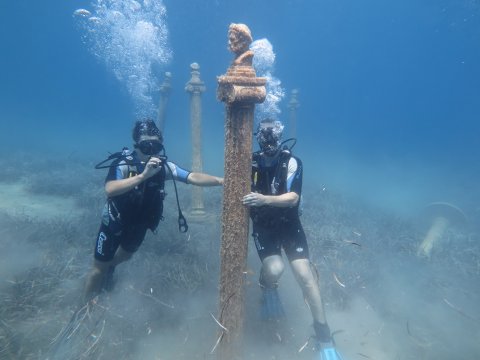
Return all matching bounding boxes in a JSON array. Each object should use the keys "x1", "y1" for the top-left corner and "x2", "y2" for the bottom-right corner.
[{"x1": 228, "y1": 23, "x2": 253, "y2": 55}]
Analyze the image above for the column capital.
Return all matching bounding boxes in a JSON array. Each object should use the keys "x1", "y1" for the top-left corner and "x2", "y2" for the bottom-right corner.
[{"x1": 185, "y1": 62, "x2": 206, "y2": 94}]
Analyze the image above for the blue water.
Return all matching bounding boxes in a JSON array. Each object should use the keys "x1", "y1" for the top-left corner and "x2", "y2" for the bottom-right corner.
[
  {"x1": 1, "y1": 1, "x2": 479, "y2": 358},
  {"x1": 2, "y1": 0, "x2": 479, "y2": 215}
]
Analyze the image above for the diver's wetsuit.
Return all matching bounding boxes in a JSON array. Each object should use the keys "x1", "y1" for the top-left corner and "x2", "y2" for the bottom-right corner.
[
  {"x1": 250, "y1": 151, "x2": 308, "y2": 262},
  {"x1": 94, "y1": 150, "x2": 190, "y2": 262}
]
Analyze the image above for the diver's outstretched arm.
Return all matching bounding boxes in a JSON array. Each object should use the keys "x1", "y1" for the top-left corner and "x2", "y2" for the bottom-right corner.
[{"x1": 187, "y1": 172, "x2": 223, "y2": 187}]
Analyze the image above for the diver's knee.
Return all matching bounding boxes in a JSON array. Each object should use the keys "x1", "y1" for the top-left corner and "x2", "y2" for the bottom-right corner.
[
  {"x1": 260, "y1": 256, "x2": 285, "y2": 286},
  {"x1": 89, "y1": 267, "x2": 102, "y2": 278},
  {"x1": 264, "y1": 256, "x2": 285, "y2": 276},
  {"x1": 90, "y1": 261, "x2": 111, "y2": 277},
  {"x1": 114, "y1": 247, "x2": 134, "y2": 263}
]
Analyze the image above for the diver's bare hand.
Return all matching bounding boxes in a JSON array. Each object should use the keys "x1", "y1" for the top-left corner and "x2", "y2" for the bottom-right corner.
[
  {"x1": 242, "y1": 192, "x2": 267, "y2": 207},
  {"x1": 142, "y1": 157, "x2": 162, "y2": 179}
]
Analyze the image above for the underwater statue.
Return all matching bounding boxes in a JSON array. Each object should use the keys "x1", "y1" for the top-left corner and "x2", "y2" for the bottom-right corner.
[{"x1": 228, "y1": 23, "x2": 254, "y2": 67}]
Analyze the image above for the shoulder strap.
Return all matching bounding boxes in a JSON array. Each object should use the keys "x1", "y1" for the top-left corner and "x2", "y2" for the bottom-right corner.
[{"x1": 95, "y1": 147, "x2": 135, "y2": 169}]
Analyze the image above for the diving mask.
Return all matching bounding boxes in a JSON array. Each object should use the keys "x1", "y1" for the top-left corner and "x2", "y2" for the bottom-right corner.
[
  {"x1": 256, "y1": 120, "x2": 284, "y2": 156},
  {"x1": 135, "y1": 140, "x2": 164, "y2": 156}
]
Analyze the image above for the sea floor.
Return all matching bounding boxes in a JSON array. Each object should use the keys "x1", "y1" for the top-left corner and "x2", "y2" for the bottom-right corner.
[
  {"x1": 0, "y1": 182, "x2": 83, "y2": 220},
  {"x1": 0, "y1": 167, "x2": 479, "y2": 360}
]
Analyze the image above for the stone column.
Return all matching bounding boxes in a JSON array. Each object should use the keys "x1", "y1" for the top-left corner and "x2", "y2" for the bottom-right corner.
[
  {"x1": 288, "y1": 88, "x2": 299, "y2": 138},
  {"x1": 185, "y1": 63, "x2": 206, "y2": 218},
  {"x1": 157, "y1": 72, "x2": 172, "y2": 132},
  {"x1": 216, "y1": 23, "x2": 266, "y2": 360}
]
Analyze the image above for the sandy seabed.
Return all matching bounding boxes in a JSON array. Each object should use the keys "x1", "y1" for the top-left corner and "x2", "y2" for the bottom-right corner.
[
  {"x1": 0, "y1": 182, "x2": 84, "y2": 220},
  {"x1": 0, "y1": 164, "x2": 479, "y2": 360}
]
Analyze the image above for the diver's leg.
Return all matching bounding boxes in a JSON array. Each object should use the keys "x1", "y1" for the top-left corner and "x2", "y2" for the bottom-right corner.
[
  {"x1": 290, "y1": 258, "x2": 343, "y2": 359},
  {"x1": 253, "y1": 225, "x2": 284, "y2": 286},
  {"x1": 96, "y1": 247, "x2": 134, "y2": 292},
  {"x1": 260, "y1": 255, "x2": 285, "y2": 287},
  {"x1": 111, "y1": 246, "x2": 134, "y2": 267},
  {"x1": 259, "y1": 255, "x2": 286, "y2": 320},
  {"x1": 283, "y1": 223, "x2": 335, "y2": 347},
  {"x1": 103, "y1": 224, "x2": 147, "y2": 290},
  {"x1": 83, "y1": 224, "x2": 120, "y2": 303},
  {"x1": 290, "y1": 259, "x2": 327, "y2": 325},
  {"x1": 113, "y1": 223, "x2": 148, "y2": 265},
  {"x1": 83, "y1": 259, "x2": 113, "y2": 303},
  {"x1": 252, "y1": 225, "x2": 286, "y2": 321},
  {"x1": 110, "y1": 223, "x2": 148, "y2": 266}
]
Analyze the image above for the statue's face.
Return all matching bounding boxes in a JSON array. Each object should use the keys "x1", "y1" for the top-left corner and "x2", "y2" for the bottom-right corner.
[{"x1": 228, "y1": 29, "x2": 249, "y2": 54}]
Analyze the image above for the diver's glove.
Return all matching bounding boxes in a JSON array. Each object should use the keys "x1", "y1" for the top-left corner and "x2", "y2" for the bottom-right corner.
[{"x1": 260, "y1": 287, "x2": 285, "y2": 320}]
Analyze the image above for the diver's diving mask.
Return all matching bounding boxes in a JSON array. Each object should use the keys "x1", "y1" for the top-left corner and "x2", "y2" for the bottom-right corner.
[
  {"x1": 135, "y1": 140, "x2": 164, "y2": 156},
  {"x1": 256, "y1": 120, "x2": 284, "y2": 156}
]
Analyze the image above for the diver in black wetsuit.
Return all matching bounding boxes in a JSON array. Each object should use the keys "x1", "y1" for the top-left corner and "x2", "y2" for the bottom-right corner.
[
  {"x1": 242, "y1": 118, "x2": 343, "y2": 360},
  {"x1": 83, "y1": 119, "x2": 223, "y2": 303}
]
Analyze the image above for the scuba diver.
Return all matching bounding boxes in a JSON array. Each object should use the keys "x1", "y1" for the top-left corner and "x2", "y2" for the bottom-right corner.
[
  {"x1": 83, "y1": 119, "x2": 223, "y2": 303},
  {"x1": 242, "y1": 118, "x2": 343, "y2": 360}
]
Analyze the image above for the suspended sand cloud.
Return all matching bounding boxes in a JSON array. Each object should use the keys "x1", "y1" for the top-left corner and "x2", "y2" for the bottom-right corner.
[
  {"x1": 74, "y1": 0, "x2": 172, "y2": 118},
  {"x1": 251, "y1": 38, "x2": 285, "y2": 123}
]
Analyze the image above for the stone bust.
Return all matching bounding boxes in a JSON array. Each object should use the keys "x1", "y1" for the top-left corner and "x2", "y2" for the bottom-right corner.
[{"x1": 228, "y1": 23, "x2": 254, "y2": 66}]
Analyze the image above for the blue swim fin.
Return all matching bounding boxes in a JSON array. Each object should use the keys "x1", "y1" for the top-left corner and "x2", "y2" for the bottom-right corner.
[
  {"x1": 260, "y1": 287, "x2": 285, "y2": 320},
  {"x1": 316, "y1": 343, "x2": 344, "y2": 360}
]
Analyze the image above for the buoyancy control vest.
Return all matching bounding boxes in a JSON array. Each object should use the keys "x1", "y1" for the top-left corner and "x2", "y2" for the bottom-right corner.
[
  {"x1": 108, "y1": 150, "x2": 166, "y2": 231},
  {"x1": 250, "y1": 150, "x2": 302, "y2": 227}
]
